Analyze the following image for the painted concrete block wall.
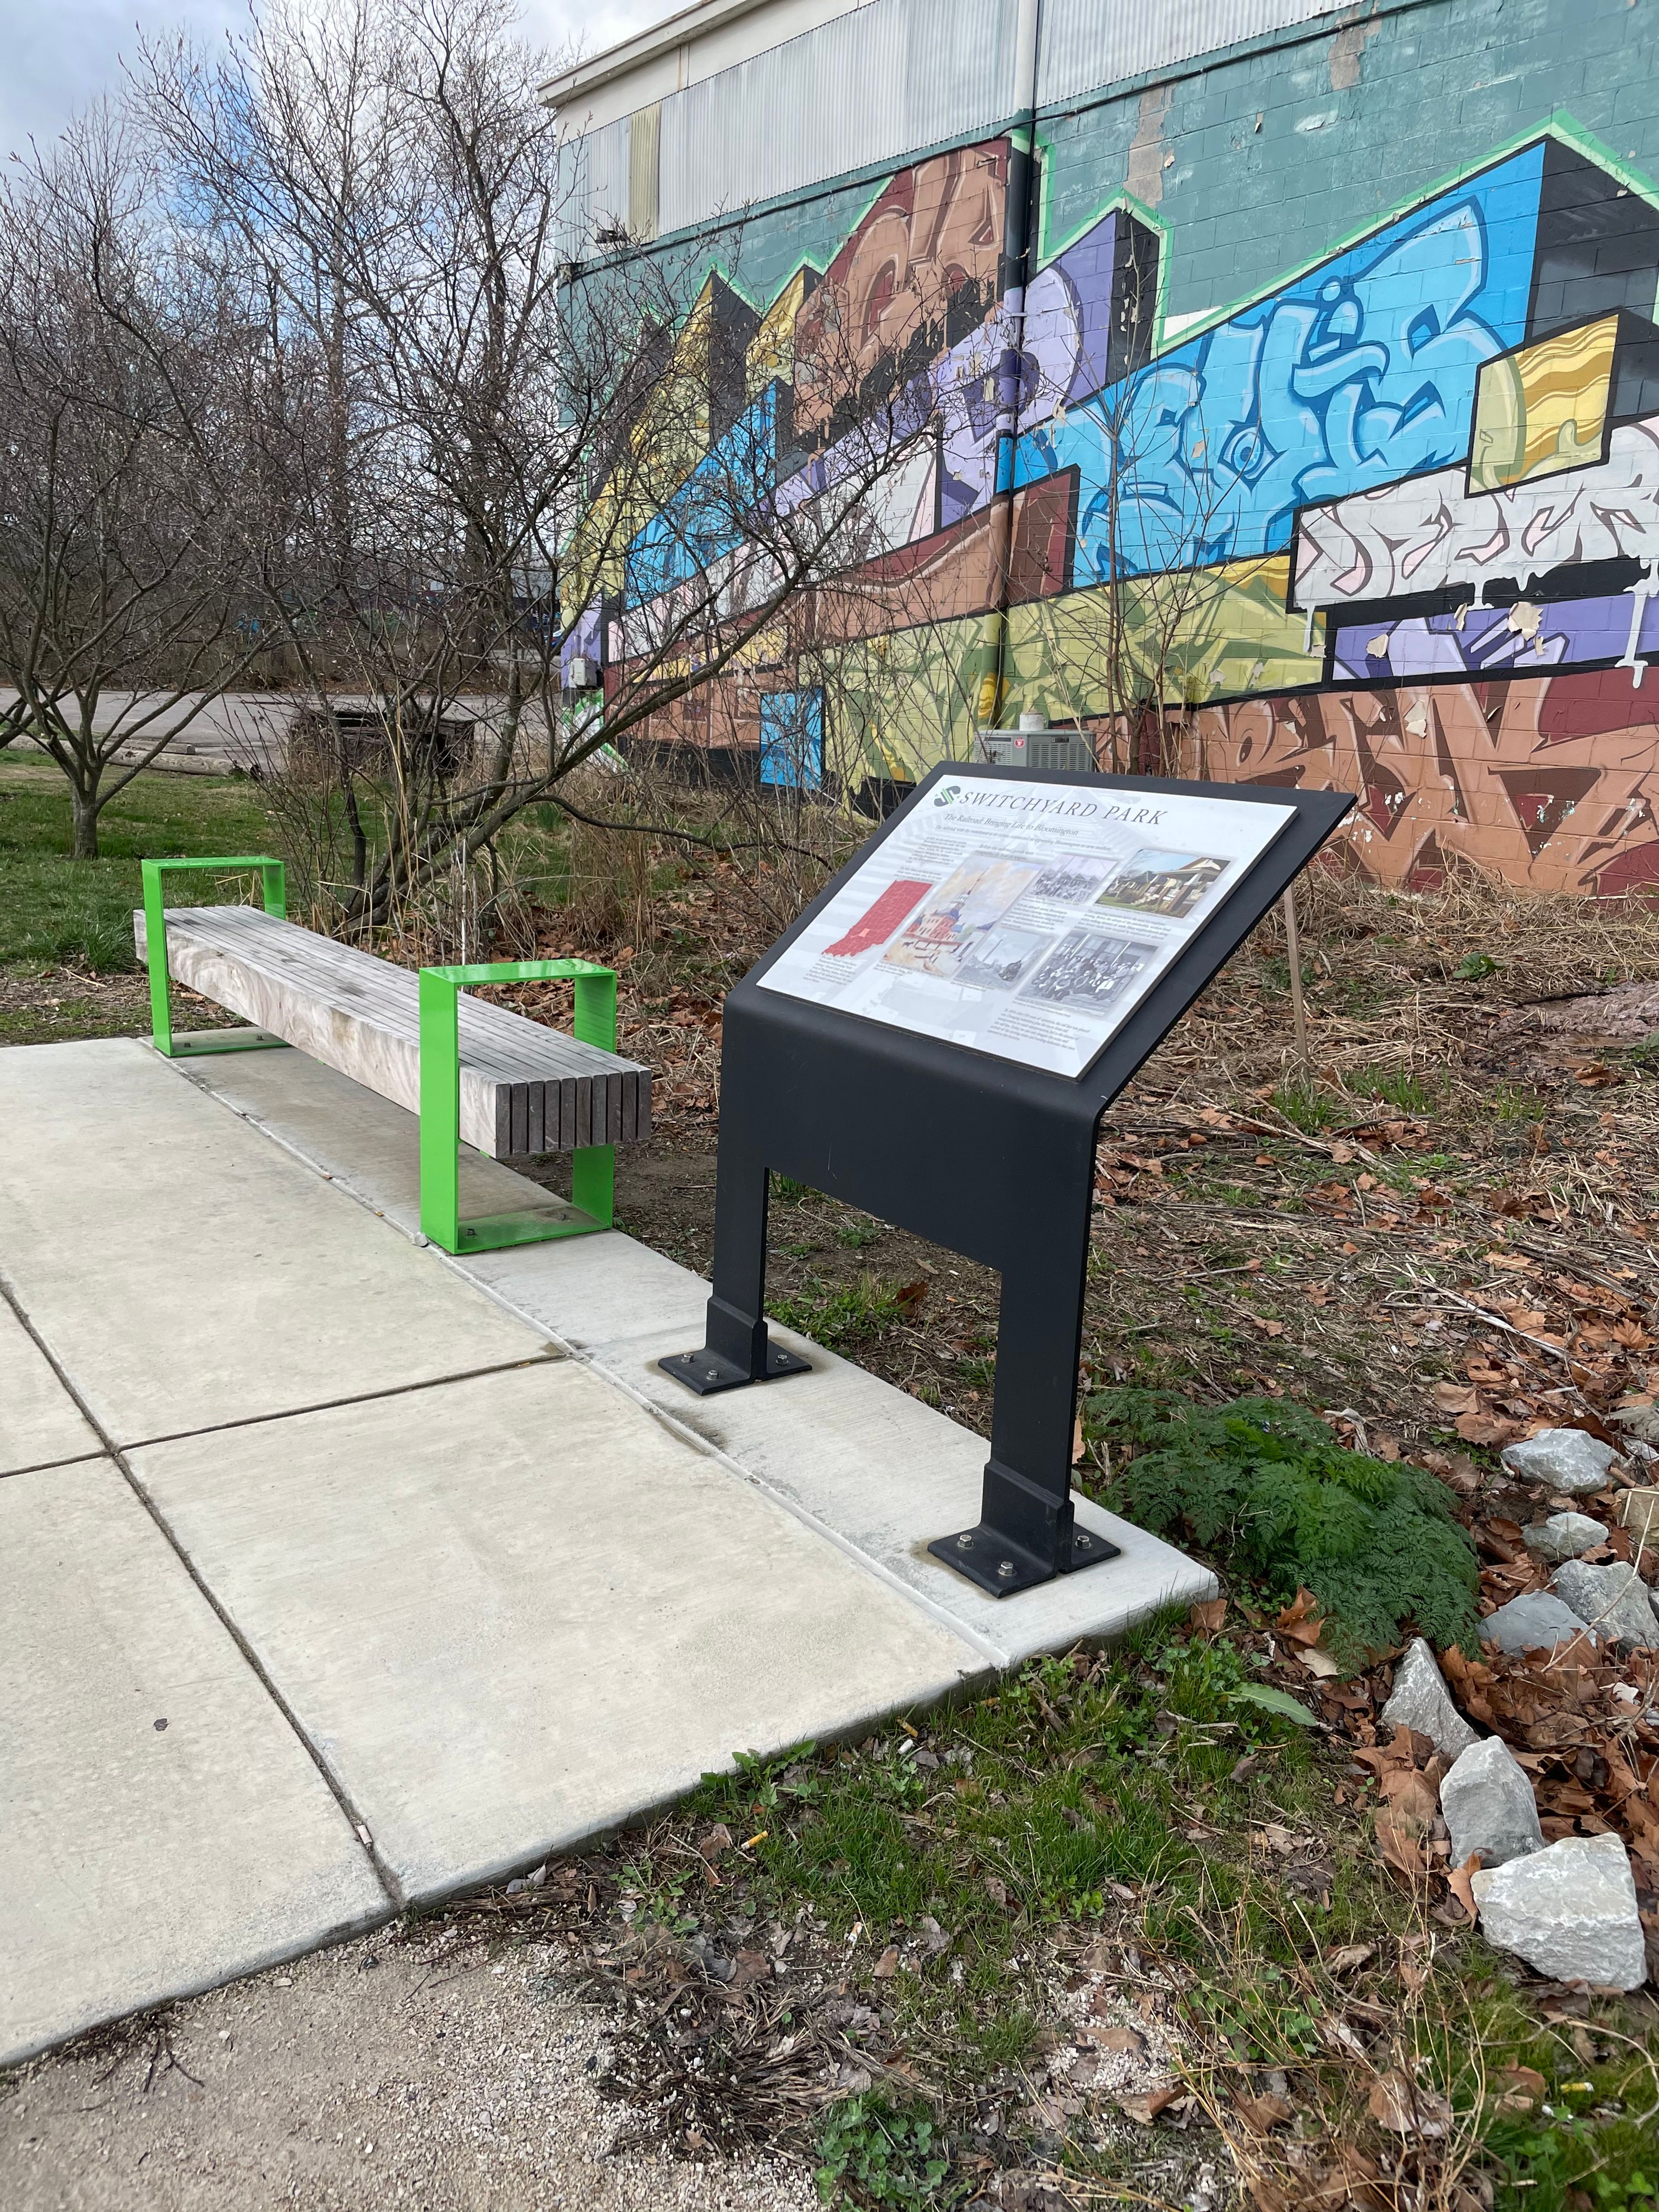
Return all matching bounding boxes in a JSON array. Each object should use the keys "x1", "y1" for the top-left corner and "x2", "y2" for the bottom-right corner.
[
  {"x1": 1042, "y1": 0, "x2": 1659, "y2": 337},
  {"x1": 569, "y1": 0, "x2": 1659, "y2": 896}
]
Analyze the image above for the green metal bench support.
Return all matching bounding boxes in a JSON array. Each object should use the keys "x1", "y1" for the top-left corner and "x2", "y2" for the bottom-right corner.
[
  {"x1": 418, "y1": 961, "x2": 620, "y2": 1255},
  {"x1": 141, "y1": 855, "x2": 292, "y2": 1058}
]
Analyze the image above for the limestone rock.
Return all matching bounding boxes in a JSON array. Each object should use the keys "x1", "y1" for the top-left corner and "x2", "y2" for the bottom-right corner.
[
  {"x1": 1612, "y1": 1401, "x2": 1659, "y2": 1450},
  {"x1": 1522, "y1": 1512, "x2": 1606, "y2": 1565},
  {"x1": 1381, "y1": 1637, "x2": 1478, "y2": 1759},
  {"x1": 1551, "y1": 1560, "x2": 1659, "y2": 1649},
  {"x1": 1479, "y1": 1592, "x2": 1595, "y2": 1656},
  {"x1": 1500, "y1": 1429, "x2": 1617, "y2": 1495},
  {"x1": 1619, "y1": 1487, "x2": 1659, "y2": 1547},
  {"x1": 1471, "y1": 1833, "x2": 1647, "y2": 1991},
  {"x1": 1440, "y1": 1737, "x2": 1545, "y2": 1869}
]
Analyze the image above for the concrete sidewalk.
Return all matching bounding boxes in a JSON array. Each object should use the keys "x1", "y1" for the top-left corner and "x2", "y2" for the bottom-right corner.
[{"x1": 0, "y1": 1038, "x2": 1214, "y2": 2068}]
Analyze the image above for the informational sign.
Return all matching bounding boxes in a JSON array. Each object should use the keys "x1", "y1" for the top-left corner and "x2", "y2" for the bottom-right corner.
[{"x1": 758, "y1": 775, "x2": 1298, "y2": 1077}]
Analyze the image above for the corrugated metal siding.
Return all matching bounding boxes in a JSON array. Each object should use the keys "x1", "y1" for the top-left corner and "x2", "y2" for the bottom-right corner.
[
  {"x1": 629, "y1": 102, "x2": 662, "y2": 239},
  {"x1": 557, "y1": 114, "x2": 632, "y2": 255},
  {"x1": 1036, "y1": 0, "x2": 1350, "y2": 106},
  {"x1": 658, "y1": 0, "x2": 1018, "y2": 237},
  {"x1": 566, "y1": 0, "x2": 1363, "y2": 248}
]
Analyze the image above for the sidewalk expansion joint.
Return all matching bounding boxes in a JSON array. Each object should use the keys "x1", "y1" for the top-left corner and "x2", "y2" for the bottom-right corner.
[
  {"x1": 0, "y1": 1267, "x2": 408, "y2": 1916},
  {"x1": 0, "y1": 1449, "x2": 109, "y2": 1484},
  {"x1": 114, "y1": 1351, "x2": 566, "y2": 1455}
]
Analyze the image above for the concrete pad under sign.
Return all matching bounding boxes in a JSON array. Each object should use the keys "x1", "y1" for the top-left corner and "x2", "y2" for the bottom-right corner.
[
  {"x1": 597, "y1": 1321, "x2": 1216, "y2": 1668},
  {"x1": 129, "y1": 1360, "x2": 980, "y2": 1902},
  {"x1": 0, "y1": 1459, "x2": 388, "y2": 2067},
  {"x1": 0, "y1": 1040, "x2": 544, "y2": 1445},
  {"x1": 1, "y1": 1031, "x2": 1222, "y2": 2063},
  {"x1": 170, "y1": 1047, "x2": 1216, "y2": 1667},
  {"x1": 0, "y1": 1299, "x2": 101, "y2": 1476}
]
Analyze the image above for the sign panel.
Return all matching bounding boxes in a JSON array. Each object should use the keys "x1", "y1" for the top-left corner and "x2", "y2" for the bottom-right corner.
[{"x1": 758, "y1": 775, "x2": 1298, "y2": 1077}]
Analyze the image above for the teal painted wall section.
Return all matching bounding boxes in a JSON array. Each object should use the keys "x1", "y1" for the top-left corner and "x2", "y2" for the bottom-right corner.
[{"x1": 1039, "y1": 0, "x2": 1658, "y2": 332}]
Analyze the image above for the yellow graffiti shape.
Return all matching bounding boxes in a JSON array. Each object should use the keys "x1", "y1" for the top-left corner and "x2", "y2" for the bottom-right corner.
[
  {"x1": 1468, "y1": 315, "x2": 1617, "y2": 494},
  {"x1": 747, "y1": 267, "x2": 817, "y2": 399}
]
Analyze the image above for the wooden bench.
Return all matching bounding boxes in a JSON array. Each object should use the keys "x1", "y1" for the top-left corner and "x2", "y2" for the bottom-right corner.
[{"x1": 135, "y1": 856, "x2": 651, "y2": 1254}]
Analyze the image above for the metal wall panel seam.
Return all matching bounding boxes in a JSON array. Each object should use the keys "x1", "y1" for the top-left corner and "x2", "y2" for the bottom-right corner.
[{"x1": 558, "y1": 113, "x2": 631, "y2": 255}]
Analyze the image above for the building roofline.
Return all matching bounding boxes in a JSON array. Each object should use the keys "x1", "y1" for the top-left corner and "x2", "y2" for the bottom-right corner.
[{"x1": 540, "y1": 0, "x2": 782, "y2": 110}]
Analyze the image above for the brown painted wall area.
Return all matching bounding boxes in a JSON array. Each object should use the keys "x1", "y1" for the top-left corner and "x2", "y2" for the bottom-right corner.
[
  {"x1": 1192, "y1": 674, "x2": 1659, "y2": 897},
  {"x1": 806, "y1": 472, "x2": 1076, "y2": 645}
]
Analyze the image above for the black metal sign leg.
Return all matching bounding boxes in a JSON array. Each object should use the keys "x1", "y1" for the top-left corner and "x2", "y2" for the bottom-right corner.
[
  {"x1": 658, "y1": 1127, "x2": 811, "y2": 1396},
  {"x1": 928, "y1": 1206, "x2": 1119, "y2": 1597}
]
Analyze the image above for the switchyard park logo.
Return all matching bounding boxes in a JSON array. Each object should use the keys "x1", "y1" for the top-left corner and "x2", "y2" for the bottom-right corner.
[{"x1": 933, "y1": 783, "x2": 962, "y2": 806}]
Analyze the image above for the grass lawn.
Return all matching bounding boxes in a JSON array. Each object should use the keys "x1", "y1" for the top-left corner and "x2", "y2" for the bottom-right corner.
[
  {"x1": 0, "y1": 757, "x2": 280, "y2": 1045},
  {"x1": 0, "y1": 756, "x2": 278, "y2": 973}
]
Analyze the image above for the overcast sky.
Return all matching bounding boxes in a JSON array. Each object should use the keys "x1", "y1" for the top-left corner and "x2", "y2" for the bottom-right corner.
[{"x1": 0, "y1": 0, "x2": 673, "y2": 157}]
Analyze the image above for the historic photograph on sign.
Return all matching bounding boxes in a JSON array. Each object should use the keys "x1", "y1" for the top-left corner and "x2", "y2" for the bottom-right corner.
[
  {"x1": 1022, "y1": 930, "x2": 1160, "y2": 1013},
  {"x1": 757, "y1": 776, "x2": 1297, "y2": 1077},
  {"x1": 1095, "y1": 849, "x2": 1228, "y2": 920}
]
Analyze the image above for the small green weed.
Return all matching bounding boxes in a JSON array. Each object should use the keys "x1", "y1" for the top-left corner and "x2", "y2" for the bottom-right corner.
[
  {"x1": 836, "y1": 1218, "x2": 883, "y2": 1249},
  {"x1": 1484, "y1": 2110, "x2": 1659, "y2": 2212},
  {"x1": 1491, "y1": 1082, "x2": 1549, "y2": 1122},
  {"x1": 1262, "y1": 953, "x2": 1317, "y2": 995},
  {"x1": 1456, "y1": 951, "x2": 1501, "y2": 980},
  {"x1": 1084, "y1": 1391, "x2": 1480, "y2": 1666},
  {"x1": 1348, "y1": 1065, "x2": 1434, "y2": 1115},
  {"x1": 1271, "y1": 1079, "x2": 1338, "y2": 1133},
  {"x1": 768, "y1": 1274, "x2": 906, "y2": 1348},
  {"x1": 814, "y1": 2094, "x2": 956, "y2": 2208}
]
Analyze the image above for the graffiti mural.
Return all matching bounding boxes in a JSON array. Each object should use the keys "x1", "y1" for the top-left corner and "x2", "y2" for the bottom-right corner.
[
  {"x1": 1192, "y1": 676, "x2": 1659, "y2": 897},
  {"x1": 1330, "y1": 591, "x2": 1659, "y2": 683},
  {"x1": 575, "y1": 117, "x2": 1659, "y2": 894},
  {"x1": 1020, "y1": 147, "x2": 1549, "y2": 580},
  {"x1": 1291, "y1": 414, "x2": 1659, "y2": 607}
]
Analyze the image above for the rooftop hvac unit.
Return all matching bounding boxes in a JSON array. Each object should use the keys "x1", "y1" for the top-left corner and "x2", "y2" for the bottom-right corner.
[{"x1": 972, "y1": 723, "x2": 1096, "y2": 774}]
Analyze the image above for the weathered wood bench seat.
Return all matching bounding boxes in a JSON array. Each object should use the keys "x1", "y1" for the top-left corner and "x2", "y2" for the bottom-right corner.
[{"x1": 133, "y1": 901, "x2": 651, "y2": 1159}]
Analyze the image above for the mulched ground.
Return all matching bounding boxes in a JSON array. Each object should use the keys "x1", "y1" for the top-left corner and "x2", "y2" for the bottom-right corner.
[{"x1": 496, "y1": 859, "x2": 1659, "y2": 1468}]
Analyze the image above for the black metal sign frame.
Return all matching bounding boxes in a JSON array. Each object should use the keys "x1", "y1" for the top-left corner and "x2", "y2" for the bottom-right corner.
[{"x1": 660, "y1": 765, "x2": 1354, "y2": 1598}]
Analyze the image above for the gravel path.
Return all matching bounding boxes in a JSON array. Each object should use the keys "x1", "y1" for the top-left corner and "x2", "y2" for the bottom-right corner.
[{"x1": 0, "y1": 1926, "x2": 818, "y2": 2212}]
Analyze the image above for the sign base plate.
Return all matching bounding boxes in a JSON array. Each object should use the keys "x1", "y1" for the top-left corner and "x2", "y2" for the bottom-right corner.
[
  {"x1": 928, "y1": 1522, "x2": 1121, "y2": 1599},
  {"x1": 658, "y1": 1342, "x2": 813, "y2": 1395}
]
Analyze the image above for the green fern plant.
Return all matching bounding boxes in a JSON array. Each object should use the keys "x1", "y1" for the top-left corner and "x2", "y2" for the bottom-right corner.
[{"x1": 1085, "y1": 1390, "x2": 1480, "y2": 1668}]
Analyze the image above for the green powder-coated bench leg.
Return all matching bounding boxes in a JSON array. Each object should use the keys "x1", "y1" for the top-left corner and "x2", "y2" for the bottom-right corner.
[
  {"x1": 141, "y1": 855, "x2": 291, "y2": 1058},
  {"x1": 418, "y1": 961, "x2": 619, "y2": 1255}
]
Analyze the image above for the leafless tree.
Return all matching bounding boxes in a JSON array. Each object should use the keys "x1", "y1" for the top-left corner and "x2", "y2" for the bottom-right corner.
[
  {"x1": 138, "y1": 0, "x2": 926, "y2": 941},
  {"x1": 0, "y1": 105, "x2": 260, "y2": 857}
]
